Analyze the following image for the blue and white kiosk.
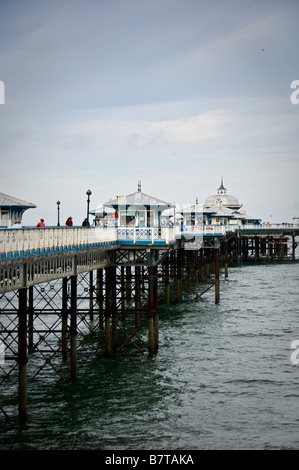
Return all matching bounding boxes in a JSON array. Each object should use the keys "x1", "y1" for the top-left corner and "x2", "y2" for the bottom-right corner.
[{"x1": 103, "y1": 183, "x2": 176, "y2": 245}]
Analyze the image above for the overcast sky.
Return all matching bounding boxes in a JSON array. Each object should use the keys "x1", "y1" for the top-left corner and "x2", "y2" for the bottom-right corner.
[{"x1": 0, "y1": 0, "x2": 298, "y2": 226}]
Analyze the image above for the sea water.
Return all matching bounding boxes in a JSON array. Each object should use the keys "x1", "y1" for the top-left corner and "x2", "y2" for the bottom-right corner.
[{"x1": 0, "y1": 261, "x2": 299, "y2": 450}]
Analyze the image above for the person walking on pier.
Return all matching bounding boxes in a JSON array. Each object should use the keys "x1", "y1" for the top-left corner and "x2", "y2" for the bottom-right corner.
[
  {"x1": 11, "y1": 220, "x2": 22, "y2": 228},
  {"x1": 82, "y1": 218, "x2": 90, "y2": 227},
  {"x1": 36, "y1": 219, "x2": 45, "y2": 227},
  {"x1": 65, "y1": 217, "x2": 73, "y2": 227}
]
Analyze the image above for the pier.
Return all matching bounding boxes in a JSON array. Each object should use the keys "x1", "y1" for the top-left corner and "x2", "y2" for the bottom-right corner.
[{"x1": 1, "y1": 185, "x2": 299, "y2": 421}]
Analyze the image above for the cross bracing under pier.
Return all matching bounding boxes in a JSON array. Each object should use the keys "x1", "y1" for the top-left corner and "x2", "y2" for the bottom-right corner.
[{"x1": 0, "y1": 224, "x2": 298, "y2": 421}]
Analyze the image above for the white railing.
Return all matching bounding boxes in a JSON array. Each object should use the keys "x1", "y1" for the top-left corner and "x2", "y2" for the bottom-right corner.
[
  {"x1": 1, "y1": 224, "x2": 298, "y2": 259},
  {"x1": 240, "y1": 224, "x2": 299, "y2": 230},
  {"x1": 176, "y1": 223, "x2": 299, "y2": 236},
  {"x1": 117, "y1": 226, "x2": 176, "y2": 244},
  {"x1": 0, "y1": 227, "x2": 118, "y2": 257},
  {"x1": 175, "y1": 225, "x2": 234, "y2": 236},
  {"x1": 0, "y1": 226, "x2": 176, "y2": 258}
]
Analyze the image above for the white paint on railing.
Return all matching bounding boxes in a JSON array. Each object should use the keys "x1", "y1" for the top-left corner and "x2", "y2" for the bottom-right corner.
[
  {"x1": 239, "y1": 224, "x2": 298, "y2": 230},
  {"x1": 0, "y1": 227, "x2": 118, "y2": 256},
  {"x1": 116, "y1": 227, "x2": 176, "y2": 244},
  {"x1": 1, "y1": 224, "x2": 298, "y2": 257}
]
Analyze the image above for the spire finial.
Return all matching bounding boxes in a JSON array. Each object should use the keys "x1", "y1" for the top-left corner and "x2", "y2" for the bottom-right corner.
[
  {"x1": 138, "y1": 180, "x2": 141, "y2": 192},
  {"x1": 217, "y1": 177, "x2": 227, "y2": 195}
]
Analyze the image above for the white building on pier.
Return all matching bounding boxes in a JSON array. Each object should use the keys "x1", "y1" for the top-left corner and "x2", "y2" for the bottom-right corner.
[
  {"x1": 0, "y1": 192, "x2": 36, "y2": 228},
  {"x1": 203, "y1": 179, "x2": 261, "y2": 226}
]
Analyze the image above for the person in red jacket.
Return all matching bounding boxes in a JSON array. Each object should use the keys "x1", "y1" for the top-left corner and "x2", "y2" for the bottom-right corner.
[
  {"x1": 36, "y1": 219, "x2": 45, "y2": 227},
  {"x1": 65, "y1": 217, "x2": 73, "y2": 227}
]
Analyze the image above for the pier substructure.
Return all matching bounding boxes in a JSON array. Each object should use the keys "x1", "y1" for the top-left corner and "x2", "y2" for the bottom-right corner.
[
  {"x1": 106, "y1": 247, "x2": 164, "y2": 356},
  {"x1": 166, "y1": 239, "x2": 221, "y2": 304},
  {"x1": 221, "y1": 231, "x2": 295, "y2": 264},
  {"x1": 1, "y1": 228, "x2": 297, "y2": 421}
]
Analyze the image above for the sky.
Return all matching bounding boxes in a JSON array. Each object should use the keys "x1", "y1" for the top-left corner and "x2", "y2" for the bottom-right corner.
[{"x1": 0, "y1": 0, "x2": 298, "y2": 226}]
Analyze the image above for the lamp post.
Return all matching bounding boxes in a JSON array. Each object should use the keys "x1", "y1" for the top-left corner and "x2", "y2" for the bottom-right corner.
[
  {"x1": 57, "y1": 201, "x2": 60, "y2": 227},
  {"x1": 86, "y1": 190, "x2": 92, "y2": 225}
]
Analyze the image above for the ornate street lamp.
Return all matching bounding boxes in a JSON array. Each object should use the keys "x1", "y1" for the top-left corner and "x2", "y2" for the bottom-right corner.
[
  {"x1": 57, "y1": 200, "x2": 60, "y2": 227},
  {"x1": 86, "y1": 190, "x2": 92, "y2": 225}
]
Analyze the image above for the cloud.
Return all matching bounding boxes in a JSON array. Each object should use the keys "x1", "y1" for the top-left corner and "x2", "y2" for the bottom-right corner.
[
  {"x1": 0, "y1": 0, "x2": 298, "y2": 225},
  {"x1": 150, "y1": 111, "x2": 234, "y2": 143}
]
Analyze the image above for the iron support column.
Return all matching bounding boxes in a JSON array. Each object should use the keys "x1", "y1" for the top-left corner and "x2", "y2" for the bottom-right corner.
[
  {"x1": 255, "y1": 236, "x2": 260, "y2": 261},
  {"x1": 224, "y1": 240, "x2": 228, "y2": 278},
  {"x1": 292, "y1": 234, "x2": 296, "y2": 261},
  {"x1": 61, "y1": 277, "x2": 68, "y2": 359},
  {"x1": 70, "y1": 275, "x2": 77, "y2": 380},
  {"x1": 176, "y1": 248, "x2": 183, "y2": 301},
  {"x1": 18, "y1": 288, "x2": 28, "y2": 422},
  {"x1": 148, "y1": 265, "x2": 157, "y2": 356},
  {"x1": 104, "y1": 267, "x2": 113, "y2": 356},
  {"x1": 164, "y1": 256, "x2": 170, "y2": 305},
  {"x1": 200, "y1": 248, "x2": 206, "y2": 281},
  {"x1": 96, "y1": 268, "x2": 104, "y2": 329},
  {"x1": 89, "y1": 270, "x2": 94, "y2": 320},
  {"x1": 110, "y1": 267, "x2": 117, "y2": 354},
  {"x1": 214, "y1": 243, "x2": 220, "y2": 304},
  {"x1": 105, "y1": 315, "x2": 111, "y2": 356},
  {"x1": 28, "y1": 286, "x2": 34, "y2": 352},
  {"x1": 135, "y1": 266, "x2": 141, "y2": 327},
  {"x1": 237, "y1": 233, "x2": 241, "y2": 265}
]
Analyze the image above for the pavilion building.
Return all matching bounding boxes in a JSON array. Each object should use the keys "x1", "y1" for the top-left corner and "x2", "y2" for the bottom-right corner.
[
  {"x1": 103, "y1": 182, "x2": 174, "y2": 228},
  {"x1": 0, "y1": 192, "x2": 36, "y2": 227},
  {"x1": 203, "y1": 179, "x2": 261, "y2": 226}
]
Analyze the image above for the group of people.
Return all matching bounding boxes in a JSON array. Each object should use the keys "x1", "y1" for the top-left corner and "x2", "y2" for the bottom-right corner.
[
  {"x1": 11, "y1": 216, "x2": 99, "y2": 228},
  {"x1": 37, "y1": 216, "x2": 93, "y2": 227}
]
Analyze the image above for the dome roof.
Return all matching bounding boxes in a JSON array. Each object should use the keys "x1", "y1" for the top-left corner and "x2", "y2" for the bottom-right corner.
[
  {"x1": 205, "y1": 194, "x2": 241, "y2": 207},
  {"x1": 204, "y1": 179, "x2": 242, "y2": 209}
]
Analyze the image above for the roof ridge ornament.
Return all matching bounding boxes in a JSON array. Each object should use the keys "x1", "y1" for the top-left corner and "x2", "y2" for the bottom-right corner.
[
  {"x1": 138, "y1": 180, "x2": 141, "y2": 192},
  {"x1": 218, "y1": 177, "x2": 227, "y2": 192}
]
